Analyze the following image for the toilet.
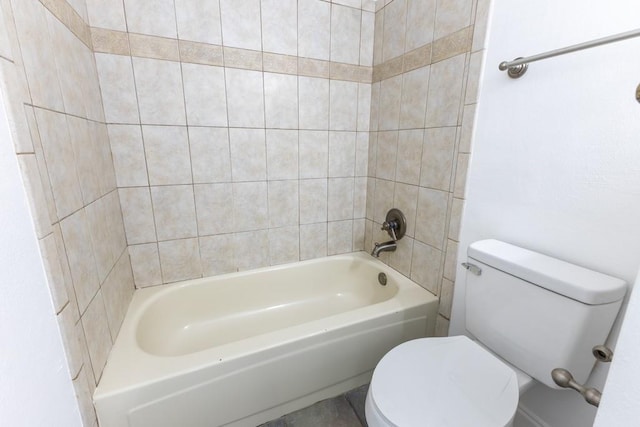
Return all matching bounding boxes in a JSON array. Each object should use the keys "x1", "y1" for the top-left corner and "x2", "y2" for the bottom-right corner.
[{"x1": 366, "y1": 239, "x2": 627, "y2": 427}]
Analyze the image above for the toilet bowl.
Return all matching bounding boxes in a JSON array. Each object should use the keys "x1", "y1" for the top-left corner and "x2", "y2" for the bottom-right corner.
[{"x1": 365, "y1": 336, "x2": 519, "y2": 427}]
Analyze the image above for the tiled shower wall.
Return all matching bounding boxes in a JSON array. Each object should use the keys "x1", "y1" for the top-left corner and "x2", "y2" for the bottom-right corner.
[
  {"x1": 88, "y1": 0, "x2": 376, "y2": 287},
  {"x1": 365, "y1": 0, "x2": 489, "y2": 336},
  {"x1": 0, "y1": 0, "x2": 134, "y2": 424}
]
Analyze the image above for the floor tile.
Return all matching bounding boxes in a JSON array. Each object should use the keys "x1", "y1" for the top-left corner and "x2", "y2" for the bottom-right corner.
[
  {"x1": 345, "y1": 384, "x2": 369, "y2": 426},
  {"x1": 283, "y1": 395, "x2": 362, "y2": 427}
]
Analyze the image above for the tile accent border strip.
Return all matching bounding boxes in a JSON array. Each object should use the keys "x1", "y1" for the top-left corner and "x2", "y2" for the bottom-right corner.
[
  {"x1": 91, "y1": 27, "x2": 374, "y2": 84},
  {"x1": 39, "y1": 0, "x2": 92, "y2": 49},
  {"x1": 372, "y1": 25, "x2": 474, "y2": 83}
]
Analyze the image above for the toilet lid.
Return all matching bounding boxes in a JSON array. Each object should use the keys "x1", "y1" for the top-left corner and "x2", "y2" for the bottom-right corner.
[{"x1": 369, "y1": 336, "x2": 518, "y2": 427}]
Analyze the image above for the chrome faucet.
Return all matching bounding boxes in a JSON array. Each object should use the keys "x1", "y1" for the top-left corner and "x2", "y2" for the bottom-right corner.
[{"x1": 371, "y1": 240, "x2": 397, "y2": 257}]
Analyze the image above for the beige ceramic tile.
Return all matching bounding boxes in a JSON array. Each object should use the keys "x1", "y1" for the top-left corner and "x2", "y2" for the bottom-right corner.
[
  {"x1": 179, "y1": 40, "x2": 224, "y2": 66},
  {"x1": 269, "y1": 180, "x2": 299, "y2": 227},
  {"x1": 128, "y1": 243, "x2": 162, "y2": 287},
  {"x1": 331, "y1": 4, "x2": 361, "y2": 65},
  {"x1": 219, "y1": 0, "x2": 262, "y2": 50},
  {"x1": 91, "y1": 28, "x2": 130, "y2": 55},
  {"x1": 439, "y1": 278, "x2": 455, "y2": 318},
  {"x1": 298, "y1": 0, "x2": 331, "y2": 61},
  {"x1": 330, "y1": 80, "x2": 359, "y2": 131},
  {"x1": 175, "y1": 0, "x2": 222, "y2": 45},
  {"x1": 298, "y1": 57, "x2": 331, "y2": 78},
  {"x1": 86, "y1": 0, "x2": 127, "y2": 31},
  {"x1": 443, "y1": 238, "x2": 458, "y2": 280},
  {"x1": 229, "y1": 128, "x2": 267, "y2": 181},
  {"x1": 129, "y1": 33, "x2": 179, "y2": 61},
  {"x1": 199, "y1": 234, "x2": 235, "y2": 276},
  {"x1": 222, "y1": 46, "x2": 263, "y2": 70},
  {"x1": 299, "y1": 179, "x2": 328, "y2": 224},
  {"x1": 375, "y1": 131, "x2": 398, "y2": 181},
  {"x1": 56, "y1": 305, "x2": 85, "y2": 376},
  {"x1": 472, "y1": 0, "x2": 490, "y2": 52},
  {"x1": 119, "y1": 187, "x2": 157, "y2": 244},
  {"x1": 420, "y1": 127, "x2": 456, "y2": 191},
  {"x1": 389, "y1": 236, "x2": 413, "y2": 276},
  {"x1": 232, "y1": 182, "x2": 269, "y2": 232},
  {"x1": 425, "y1": 53, "x2": 465, "y2": 127},
  {"x1": 266, "y1": 130, "x2": 299, "y2": 180},
  {"x1": 298, "y1": 131, "x2": 329, "y2": 179},
  {"x1": 382, "y1": 0, "x2": 406, "y2": 62},
  {"x1": 123, "y1": 0, "x2": 177, "y2": 38},
  {"x1": 72, "y1": 365, "x2": 97, "y2": 425},
  {"x1": 84, "y1": 196, "x2": 116, "y2": 283},
  {"x1": 261, "y1": 0, "x2": 297, "y2": 56},
  {"x1": 264, "y1": 73, "x2": 298, "y2": 129},
  {"x1": 458, "y1": 103, "x2": 476, "y2": 153},
  {"x1": 100, "y1": 252, "x2": 134, "y2": 338},
  {"x1": 372, "y1": 7, "x2": 384, "y2": 66},
  {"x1": 60, "y1": 208, "x2": 101, "y2": 313},
  {"x1": 453, "y1": 152, "x2": 470, "y2": 198},
  {"x1": 300, "y1": 223, "x2": 327, "y2": 260},
  {"x1": 328, "y1": 178, "x2": 355, "y2": 221},
  {"x1": 372, "y1": 178, "x2": 394, "y2": 225},
  {"x1": 189, "y1": 127, "x2": 232, "y2": 183},
  {"x1": 81, "y1": 290, "x2": 112, "y2": 382},
  {"x1": 360, "y1": 11, "x2": 374, "y2": 66},
  {"x1": 94, "y1": 53, "x2": 138, "y2": 124},
  {"x1": 464, "y1": 50, "x2": 483, "y2": 104},
  {"x1": 355, "y1": 132, "x2": 369, "y2": 176},
  {"x1": 194, "y1": 183, "x2": 234, "y2": 235},
  {"x1": 225, "y1": 68, "x2": 265, "y2": 128},
  {"x1": 353, "y1": 177, "x2": 367, "y2": 218},
  {"x1": 66, "y1": 117, "x2": 102, "y2": 204},
  {"x1": 403, "y1": 43, "x2": 432, "y2": 73},
  {"x1": 435, "y1": 315, "x2": 450, "y2": 336},
  {"x1": 233, "y1": 230, "x2": 269, "y2": 271},
  {"x1": 399, "y1": 67, "x2": 430, "y2": 129},
  {"x1": 434, "y1": 0, "x2": 473, "y2": 40},
  {"x1": 38, "y1": 233, "x2": 68, "y2": 313},
  {"x1": 448, "y1": 197, "x2": 464, "y2": 242},
  {"x1": 158, "y1": 238, "x2": 202, "y2": 282},
  {"x1": 16, "y1": 154, "x2": 53, "y2": 238},
  {"x1": 107, "y1": 125, "x2": 148, "y2": 187},
  {"x1": 352, "y1": 218, "x2": 365, "y2": 251},
  {"x1": 415, "y1": 187, "x2": 448, "y2": 249},
  {"x1": 269, "y1": 225, "x2": 300, "y2": 266},
  {"x1": 405, "y1": 0, "x2": 436, "y2": 52},
  {"x1": 432, "y1": 26, "x2": 472, "y2": 64},
  {"x1": 133, "y1": 57, "x2": 186, "y2": 125},
  {"x1": 34, "y1": 109, "x2": 83, "y2": 220},
  {"x1": 263, "y1": 52, "x2": 297, "y2": 75},
  {"x1": 150, "y1": 185, "x2": 198, "y2": 241},
  {"x1": 395, "y1": 129, "x2": 424, "y2": 186},
  {"x1": 143, "y1": 125, "x2": 192, "y2": 185},
  {"x1": 410, "y1": 240, "x2": 442, "y2": 294},
  {"x1": 393, "y1": 182, "x2": 418, "y2": 237},
  {"x1": 299, "y1": 77, "x2": 329, "y2": 130},
  {"x1": 328, "y1": 131, "x2": 356, "y2": 177},
  {"x1": 182, "y1": 63, "x2": 228, "y2": 126},
  {"x1": 328, "y1": 220, "x2": 353, "y2": 255},
  {"x1": 378, "y1": 74, "x2": 402, "y2": 130}
]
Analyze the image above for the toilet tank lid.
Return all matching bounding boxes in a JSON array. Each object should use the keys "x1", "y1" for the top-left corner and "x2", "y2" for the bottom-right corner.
[{"x1": 468, "y1": 240, "x2": 626, "y2": 305}]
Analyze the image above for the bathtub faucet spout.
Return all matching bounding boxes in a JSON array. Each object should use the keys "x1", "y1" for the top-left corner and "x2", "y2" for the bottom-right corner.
[{"x1": 371, "y1": 240, "x2": 397, "y2": 258}]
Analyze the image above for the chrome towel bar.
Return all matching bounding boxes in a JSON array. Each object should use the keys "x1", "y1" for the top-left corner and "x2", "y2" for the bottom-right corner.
[{"x1": 499, "y1": 28, "x2": 640, "y2": 78}]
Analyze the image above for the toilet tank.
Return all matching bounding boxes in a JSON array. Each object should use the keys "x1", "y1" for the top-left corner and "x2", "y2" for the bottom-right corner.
[{"x1": 464, "y1": 239, "x2": 626, "y2": 389}]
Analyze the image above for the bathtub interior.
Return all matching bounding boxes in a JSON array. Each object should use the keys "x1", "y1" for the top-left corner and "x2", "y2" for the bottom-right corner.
[{"x1": 137, "y1": 256, "x2": 399, "y2": 356}]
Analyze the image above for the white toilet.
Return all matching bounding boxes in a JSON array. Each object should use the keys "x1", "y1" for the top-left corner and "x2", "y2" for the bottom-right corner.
[{"x1": 366, "y1": 239, "x2": 627, "y2": 427}]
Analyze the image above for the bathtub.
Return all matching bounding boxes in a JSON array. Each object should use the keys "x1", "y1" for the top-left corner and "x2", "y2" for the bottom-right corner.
[{"x1": 94, "y1": 252, "x2": 438, "y2": 427}]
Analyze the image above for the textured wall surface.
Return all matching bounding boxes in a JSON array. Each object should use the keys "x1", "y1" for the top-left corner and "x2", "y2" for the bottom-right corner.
[
  {"x1": 89, "y1": 0, "x2": 376, "y2": 287},
  {"x1": 365, "y1": 0, "x2": 489, "y2": 336}
]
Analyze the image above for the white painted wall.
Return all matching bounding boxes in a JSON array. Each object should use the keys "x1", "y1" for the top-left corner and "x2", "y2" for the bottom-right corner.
[
  {"x1": 595, "y1": 270, "x2": 640, "y2": 426},
  {"x1": 0, "y1": 88, "x2": 81, "y2": 423},
  {"x1": 452, "y1": 0, "x2": 640, "y2": 425}
]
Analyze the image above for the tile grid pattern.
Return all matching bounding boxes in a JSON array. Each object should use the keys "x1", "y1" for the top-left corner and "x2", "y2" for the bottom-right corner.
[
  {"x1": 364, "y1": 0, "x2": 489, "y2": 337},
  {"x1": 0, "y1": 1, "x2": 134, "y2": 425},
  {"x1": 90, "y1": 0, "x2": 376, "y2": 287}
]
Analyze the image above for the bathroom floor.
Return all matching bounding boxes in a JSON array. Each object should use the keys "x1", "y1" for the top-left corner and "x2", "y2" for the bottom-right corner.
[{"x1": 258, "y1": 384, "x2": 369, "y2": 427}]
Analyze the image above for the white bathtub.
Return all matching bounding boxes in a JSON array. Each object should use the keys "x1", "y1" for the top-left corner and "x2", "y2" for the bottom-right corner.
[{"x1": 94, "y1": 252, "x2": 438, "y2": 427}]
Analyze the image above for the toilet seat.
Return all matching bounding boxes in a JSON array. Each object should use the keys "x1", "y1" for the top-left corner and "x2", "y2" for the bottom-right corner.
[{"x1": 366, "y1": 336, "x2": 518, "y2": 427}]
